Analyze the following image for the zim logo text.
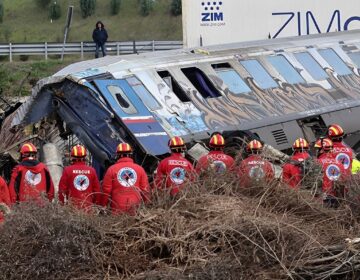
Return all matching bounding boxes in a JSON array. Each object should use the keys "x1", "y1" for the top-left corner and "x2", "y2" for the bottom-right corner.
[{"x1": 201, "y1": 1, "x2": 224, "y2": 22}]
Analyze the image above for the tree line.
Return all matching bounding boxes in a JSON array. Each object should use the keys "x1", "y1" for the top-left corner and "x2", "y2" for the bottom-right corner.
[{"x1": 0, "y1": 0, "x2": 182, "y2": 23}]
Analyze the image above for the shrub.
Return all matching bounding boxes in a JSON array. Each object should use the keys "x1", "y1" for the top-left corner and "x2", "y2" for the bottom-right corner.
[
  {"x1": 139, "y1": 0, "x2": 153, "y2": 16},
  {"x1": 170, "y1": 0, "x2": 181, "y2": 16},
  {"x1": 80, "y1": 0, "x2": 96, "y2": 18},
  {"x1": 110, "y1": 0, "x2": 121, "y2": 15},
  {"x1": 34, "y1": 0, "x2": 51, "y2": 8},
  {"x1": 0, "y1": 0, "x2": 3, "y2": 23},
  {"x1": 3, "y1": 27, "x2": 11, "y2": 42},
  {"x1": 19, "y1": 55, "x2": 29, "y2": 62},
  {"x1": 49, "y1": 1, "x2": 61, "y2": 20}
]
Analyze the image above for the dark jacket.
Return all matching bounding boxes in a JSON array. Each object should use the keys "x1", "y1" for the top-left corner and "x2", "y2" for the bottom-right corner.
[{"x1": 92, "y1": 21, "x2": 108, "y2": 44}]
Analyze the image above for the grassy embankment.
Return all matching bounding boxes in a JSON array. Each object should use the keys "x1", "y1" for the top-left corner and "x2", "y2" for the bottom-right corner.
[
  {"x1": 0, "y1": 0, "x2": 182, "y2": 43},
  {"x1": 0, "y1": 60, "x2": 74, "y2": 97}
]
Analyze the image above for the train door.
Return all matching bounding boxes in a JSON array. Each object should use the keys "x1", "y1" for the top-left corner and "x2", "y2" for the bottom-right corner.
[{"x1": 94, "y1": 79, "x2": 170, "y2": 156}]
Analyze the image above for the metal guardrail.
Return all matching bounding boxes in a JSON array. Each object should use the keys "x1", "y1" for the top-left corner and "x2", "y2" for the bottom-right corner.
[{"x1": 0, "y1": 41, "x2": 183, "y2": 62}]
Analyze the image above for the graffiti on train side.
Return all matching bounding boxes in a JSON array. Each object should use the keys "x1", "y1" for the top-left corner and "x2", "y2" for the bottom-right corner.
[
  {"x1": 156, "y1": 82, "x2": 209, "y2": 133},
  {"x1": 175, "y1": 69, "x2": 360, "y2": 130}
]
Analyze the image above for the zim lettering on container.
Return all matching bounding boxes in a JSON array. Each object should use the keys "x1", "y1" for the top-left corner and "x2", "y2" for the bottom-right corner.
[
  {"x1": 201, "y1": 1, "x2": 224, "y2": 22},
  {"x1": 271, "y1": 10, "x2": 360, "y2": 38}
]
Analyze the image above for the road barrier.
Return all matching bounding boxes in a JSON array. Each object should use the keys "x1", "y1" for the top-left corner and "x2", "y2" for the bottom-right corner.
[{"x1": 0, "y1": 41, "x2": 183, "y2": 62}]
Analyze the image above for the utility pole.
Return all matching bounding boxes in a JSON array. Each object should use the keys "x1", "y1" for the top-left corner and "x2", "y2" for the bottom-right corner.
[{"x1": 61, "y1": 6, "x2": 74, "y2": 61}]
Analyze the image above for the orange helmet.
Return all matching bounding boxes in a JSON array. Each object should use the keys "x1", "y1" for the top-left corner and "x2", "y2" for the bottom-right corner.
[
  {"x1": 71, "y1": 145, "x2": 87, "y2": 158},
  {"x1": 20, "y1": 143, "x2": 37, "y2": 156},
  {"x1": 209, "y1": 133, "x2": 225, "y2": 148},
  {"x1": 116, "y1": 143, "x2": 133, "y2": 154},
  {"x1": 168, "y1": 136, "x2": 186, "y2": 150},
  {"x1": 292, "y1": 138, "x2": 309, "y2": 150},
  {"x1": 321, "y1": 138, "x2": 333, "y2": 151},
  {"x1": 247, "y1": 140, "x2": 263, "y2": 152},
  {"x1": 314, "y1": 139, "x2": 323, "y2": 149},
  {"x1": 327, "y1": 124, "x2": 344, "y2": 138}
]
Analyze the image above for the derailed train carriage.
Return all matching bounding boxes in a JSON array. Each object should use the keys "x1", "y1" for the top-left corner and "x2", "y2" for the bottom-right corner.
[{"x1": 2, "y1": 30, "x2": 360, "y2": 181}]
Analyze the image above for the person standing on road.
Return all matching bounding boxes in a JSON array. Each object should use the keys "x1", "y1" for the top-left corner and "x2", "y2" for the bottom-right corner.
[{"x1": 92, "y1": 21, "x2": 108, "y2": 58}]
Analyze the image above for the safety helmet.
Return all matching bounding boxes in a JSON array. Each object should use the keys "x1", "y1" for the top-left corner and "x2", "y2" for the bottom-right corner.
[
  {"x1": 20, "y1": 143, "x2": 37, "y2": 157},
  {"x1": 292, "y1": 138, "x2": 309, "y2": 150},
  {"x1": 247, "y1": 140, "x2": 263, "y2": 153},
  {"x1": 321, "y1": 138, "x2": 333, "y2": 151},
  {"x1": 71, "y1": 144, "x2": 87, "y2": 158},
  {"x1": 209, "y1": 133, "x2": 225, "y2": 148},
  {"x1": 314, "y1": 139, "x2": 323, "y2": 149},
  {"x1": 327, "y1": 124, "x2": 344, "y2": 138},
  {"x1": 116, "y1": 143, "x2": 133, "y2": 154},
  {"x1": 168, "y1": 136, "x2": 186, "y2": 152}
]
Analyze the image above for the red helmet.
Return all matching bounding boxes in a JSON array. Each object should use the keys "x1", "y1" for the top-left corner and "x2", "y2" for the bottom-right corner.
[
  {"x1": 209, "y1": 134, "x2": 225, "y2": 148},
  {"x1": 247, "y1": 140, "x2": 263, "y2": 152},
  {"x1": 168, "y1": 136, "x2": 186, "y2": 150},
  {"x1": 292, "y1": 138, "x2": 309, "y2": 150},
  {"x1": 116, "y1": 143, "x2": 133, "y2": 154},
  {"x1": 71, "y1": 145, "x2": 87, "y2": 158},
  {"x1": 327, "y1": 124, "x2": 344, "y2": 138},
  {"x1": 20, "y1": 143, "x2": 37, "y2": 156},
  {"x1": 321, "y1": 138, "x2": 333, "y2": 151}
]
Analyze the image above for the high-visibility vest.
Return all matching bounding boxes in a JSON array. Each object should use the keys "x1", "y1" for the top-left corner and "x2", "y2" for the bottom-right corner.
[{"x1": 351, "y1": 159, "x2": 360, "y2": 175}]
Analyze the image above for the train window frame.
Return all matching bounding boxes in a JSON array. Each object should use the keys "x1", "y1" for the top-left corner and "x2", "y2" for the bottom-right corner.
[
  {"x1": 348, "y1": 51, "x2": 360, "y2": 68},
  {"x1": 157, "y1": 70, "x2": 191, "y2": 102},
  {"x1": 107, "y1": 85, "x2": 138, "y2": 115},
  {"x1": 318, "y1": 48, "x2": 352, "y2": 75},
  {"x1": 126, "y1": 76, "x2": 162, "y2": 111},
  {"x1": 211, "y1": 62, "x2": 251, "y2": 95},
  {"x1": 294, "y1": 52, "x2": 328, "y2": 81},
  {"x1": 266, "y1": 55, "x2": 305, "y2": 84},
  {"x1": 180, "y1": 67, "x2": 222, "y2": 99},
  {"x1": 239, "y1": 59, "x2": 278, "y2": 89}
]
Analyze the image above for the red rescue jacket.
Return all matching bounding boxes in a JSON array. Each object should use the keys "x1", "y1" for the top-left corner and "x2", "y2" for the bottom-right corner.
[
  {"x1": 332, "y1": 141, "x2": 354, "y2": 171},
  {"x1": 154, "y1": 153, "x2": 196, "y2": 196},
  {"x1": 282, "y1": 152, "x2": 311, "y2": 189},
  {"x1": 0, "y1": 176, "x2": 10, "y2": 223},
  {"x1": 195, "y1": 150, "x2": 235, "y2": 174},
  {"x1": 317, "y1": 152, "x2": 350, "y2": 197},
  {"x1": 238, "y1": 155, "x2": 275, "y2": 187},
  {"x1": 8, "y1": 160, "x2": 54, "y2": 204},
  {"x1": 101, "y1": 157, "x2": 150, "y2": 214},
  {"x1": 58, "y1": 161, "x2": 101, "y2": 210}
]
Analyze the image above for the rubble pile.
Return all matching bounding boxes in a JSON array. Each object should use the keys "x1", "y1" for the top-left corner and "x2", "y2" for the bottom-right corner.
[{"x1": 1, "y1": 176, "x2": 360, "y2": 280}]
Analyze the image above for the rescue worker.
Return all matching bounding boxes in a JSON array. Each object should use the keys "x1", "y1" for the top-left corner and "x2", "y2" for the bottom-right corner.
[
  {"x1": 0, "y1": 176, "x2": 10, "y2": 223},
  {"x1": 313, "y1": 138, "x2": 324, "y2": 158},
  {"x1": 238, "y1": 140, "x2": 274, "y2": 187},
  {"x1": 9, "y1": 142, "x2": 54, "y2": 204},
  {"x1": 282, "y1": 138, "x2": 311, "y2": 189},
  {"x1": 195, "y1": 133, "x2": 235, "y2": 174},
  {"x1": 101, "y1": 143, "x2": 150, "y2": 215},
  {"x1": 317, "y1": 138, "x2": 350, "y2": 207},
  {"x1": 58, "y1": 144, "x2": 101, "y2": 211},
  {"x1": 327, "y1": 124, "x2": 354, "y2": 171},
  {"x1": 154, "y1": 136, "x2": 195, "y2": 196}
]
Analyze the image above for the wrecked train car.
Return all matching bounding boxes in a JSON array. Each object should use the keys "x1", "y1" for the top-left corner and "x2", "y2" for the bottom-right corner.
[{"x1": 2, "y1": 30, "x2": 360, "y2": 179}]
